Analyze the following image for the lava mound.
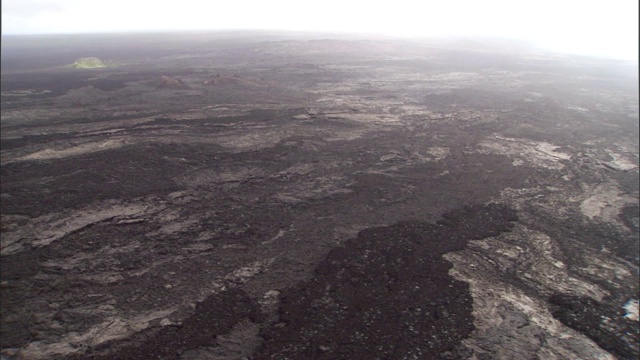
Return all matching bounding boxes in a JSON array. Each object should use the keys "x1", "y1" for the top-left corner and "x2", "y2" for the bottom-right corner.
[
  {"x1": 71, "y1": 57, "x2": 106, "y2": 69},
  {"x1": 151, "y1": 76, "x2": 191, "y2": 89},
  {"x1": 203, "y1": 75, "x2": 261, "y2": 87}
]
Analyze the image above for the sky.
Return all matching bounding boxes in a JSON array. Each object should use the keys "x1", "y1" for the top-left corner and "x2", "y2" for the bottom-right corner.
[{"x1": 2, "y1": 0, "x2": 638, "y2": 60}]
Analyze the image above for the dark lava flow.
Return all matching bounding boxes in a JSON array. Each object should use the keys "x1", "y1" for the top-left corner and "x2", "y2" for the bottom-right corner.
[
  {"x1": 549, "y1": 294, "x2": 640, "y2": 360},
  {"x1": 257, "y1": 204, "x2": 518, "y2": 359},
  {"x1": 76, "y1": 204, "x2": 518, "y2": 359}
]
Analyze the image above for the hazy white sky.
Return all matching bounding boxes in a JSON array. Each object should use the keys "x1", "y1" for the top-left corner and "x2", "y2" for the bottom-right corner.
[{"x1": 2, "y1": 0, "x2": 638, "y2": 60}]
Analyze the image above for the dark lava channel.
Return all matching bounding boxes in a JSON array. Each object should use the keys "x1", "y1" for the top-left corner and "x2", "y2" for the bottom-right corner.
[{"x1": 78, "y1": 204, "x2": 518, "y2": 360}]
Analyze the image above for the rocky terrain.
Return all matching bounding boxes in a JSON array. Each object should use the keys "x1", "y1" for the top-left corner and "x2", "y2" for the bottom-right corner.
[{"x1": 1, "y1": 32, "x2": 638, "y2": 359}]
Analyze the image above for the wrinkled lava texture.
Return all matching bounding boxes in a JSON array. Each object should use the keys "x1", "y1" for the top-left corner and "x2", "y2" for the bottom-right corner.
[
  {"x1": 2, "y1": 33, "x2": 637, "y2": 360},
  {"x1": 75, "y1": 289, "x2": 261, "y2": 360},
  {"x1": 76, "y1": 204, "x2": 517, "y2": 360}
]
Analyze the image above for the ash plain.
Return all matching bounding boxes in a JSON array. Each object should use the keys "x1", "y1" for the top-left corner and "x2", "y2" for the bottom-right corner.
[{"x1": 1, "y1": 32, "x2": 638, "y2": 359}]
